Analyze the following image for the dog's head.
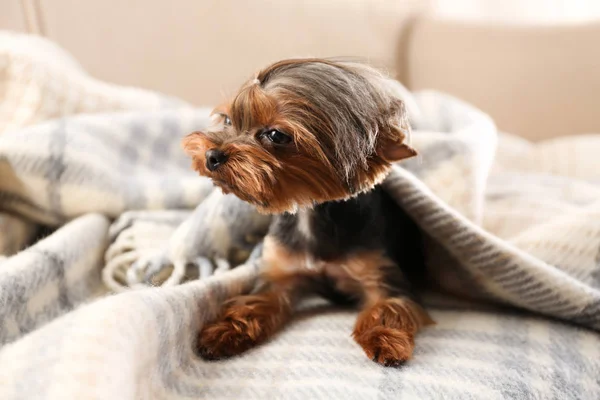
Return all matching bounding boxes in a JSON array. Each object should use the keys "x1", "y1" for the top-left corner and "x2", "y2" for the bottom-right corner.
[{"x1": 183, "y1": 59, "x2": 416, "y2": 214}]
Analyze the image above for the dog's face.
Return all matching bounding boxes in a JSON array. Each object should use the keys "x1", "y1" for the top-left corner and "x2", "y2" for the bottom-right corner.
[{"x1": 183, "y1": 59, "x2": 417, "y2": 214}]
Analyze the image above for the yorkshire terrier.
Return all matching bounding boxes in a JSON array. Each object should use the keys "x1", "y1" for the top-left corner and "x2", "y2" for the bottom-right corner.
[{"x1": 183, "y1": 58, "x2": 432, "y2": 366}]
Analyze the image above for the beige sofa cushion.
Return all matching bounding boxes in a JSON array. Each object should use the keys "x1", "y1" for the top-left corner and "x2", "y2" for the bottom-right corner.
[
  {"x1": 38, "y1": 0, "x2": 430, "y2": 106},
  {"x1": 0, "y1": 1, "x2": 27, "y2": 33},
  {"x1": 407, "y1": 18, "x2": 600, "y2": 141}
]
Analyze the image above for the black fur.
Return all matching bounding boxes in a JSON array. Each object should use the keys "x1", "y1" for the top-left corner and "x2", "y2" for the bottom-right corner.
[{"x1": 269, "y1": 185, "x2": 427, "y2": 303}]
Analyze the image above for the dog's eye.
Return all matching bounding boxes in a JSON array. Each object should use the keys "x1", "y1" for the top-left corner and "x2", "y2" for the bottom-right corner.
[
  {"x1": 265, "y1": 129, "x2": 291, "y2": 145},
  {"x1": 223, "y1": 115, "x2": 231, "y2": 126}
]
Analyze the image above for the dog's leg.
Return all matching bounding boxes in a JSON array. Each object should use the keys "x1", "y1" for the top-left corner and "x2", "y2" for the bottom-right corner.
[
  {"x1": 197, "y1": 279, "x2": 300, "y2": 360},
  {"x1": 198, "y1": 237, "x2": 307, "y2": 360},
  {"x1": 338, "y1": 254, "x2": 432, "y2": 366},
  {"x1": 353, "y1": 296, "x2": 431, "y2": 366}
]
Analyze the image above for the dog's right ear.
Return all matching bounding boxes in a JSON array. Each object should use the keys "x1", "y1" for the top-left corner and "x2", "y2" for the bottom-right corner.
[{"x1": 182, "y1": 131, "x2": 209, "y2": 155}]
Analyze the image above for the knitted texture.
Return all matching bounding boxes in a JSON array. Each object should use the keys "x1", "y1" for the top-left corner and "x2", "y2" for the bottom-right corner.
[{"x1": 0, "y1": 32, "x2": 599, "y2": 399}]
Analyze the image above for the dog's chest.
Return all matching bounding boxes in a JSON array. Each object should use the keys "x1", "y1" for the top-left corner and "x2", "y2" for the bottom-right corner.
[
  {"x1": 261, "y1": 190, "x2": 391, "y2": 288},
  {"x1": 261, "y1": 234, "x2": 390, "y2": 299},
  {"x1": 267, "y1": 189, "x2": 386, "y2": 261}
]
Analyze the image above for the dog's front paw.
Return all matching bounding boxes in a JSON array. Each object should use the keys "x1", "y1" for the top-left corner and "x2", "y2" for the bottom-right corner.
[
  {"x1": 197, "y1": 293, "x2": 288, "y2": 360},
  {"x1": 197, "y1": 315, "x2": 261, "y2": 360},
  {"x1": 352, "y1": 298, "x2": 430, "y2": 367},
  {"x1": 353, "y1": 325, "x2": 414, "y2": 367}
]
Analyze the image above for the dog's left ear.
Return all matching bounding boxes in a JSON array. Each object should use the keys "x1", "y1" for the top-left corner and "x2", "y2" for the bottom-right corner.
[
  {"x1": 376, "y1": 98, "x2": 417, "y2": 162},
  {"x1": 377, "y1": 123, "x2": 418, "y2": 162},
  {"x1": 379, "y1": 139, "x2": 418, "y2": 162}
]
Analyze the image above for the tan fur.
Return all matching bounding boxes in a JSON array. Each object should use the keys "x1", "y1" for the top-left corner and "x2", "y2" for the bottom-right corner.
[
  {"x1": 353, "y1": 298, "x2": 433, "y2": 366},
  {"x1": 262, "y1": 236, "x2": 389, "y2": 304},
  {"x1": 197, "y1": 289, "x2": 295, "y2": 360}
]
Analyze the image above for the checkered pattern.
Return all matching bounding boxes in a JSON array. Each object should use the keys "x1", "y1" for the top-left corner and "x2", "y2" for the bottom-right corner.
[{"x1": 1, "y1": 32, "x2": 599, "y2": 399}]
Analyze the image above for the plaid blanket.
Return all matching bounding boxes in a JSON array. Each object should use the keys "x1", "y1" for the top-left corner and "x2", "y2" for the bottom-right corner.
[{"x1": 1, "y1": 32, "x2": 599, "y2": 399}]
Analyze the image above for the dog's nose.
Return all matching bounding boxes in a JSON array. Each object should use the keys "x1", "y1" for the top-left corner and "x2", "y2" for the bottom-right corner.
[{"x1": 205, "y1": 149, "x2": 228, "y2": 171}]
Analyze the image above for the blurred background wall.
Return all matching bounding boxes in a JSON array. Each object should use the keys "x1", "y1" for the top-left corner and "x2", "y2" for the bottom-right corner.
[
  {"x1": 2, "y1": 0, "x2": 600, "y2": 141},
  {"x1": 434, "y1": 0, "x2": 600, "y2": 23}
]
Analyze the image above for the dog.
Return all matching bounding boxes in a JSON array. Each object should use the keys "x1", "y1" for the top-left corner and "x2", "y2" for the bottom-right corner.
[{"x1": 183, "y1": 58, "x2": 432, "y2": 366}]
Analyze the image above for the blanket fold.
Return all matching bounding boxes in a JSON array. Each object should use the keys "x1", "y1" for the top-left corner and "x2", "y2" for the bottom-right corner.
[{"x1": 0, "y1": 213, "x2": 109, "y2": 346}]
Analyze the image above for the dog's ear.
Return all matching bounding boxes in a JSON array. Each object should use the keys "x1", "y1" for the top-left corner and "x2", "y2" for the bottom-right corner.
[
  {"x1": 181, "y1": 131, "x2": 209, "y2": 155},
  {"x1": 211, "y1": 101, "x2": 231, "y2": 116},
  {"x1": 378, "y1": 138, "x2": 418, "y2": 162},
  {"x1": 376, "y1": 98, "x2": 417, "y2": 162}
]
